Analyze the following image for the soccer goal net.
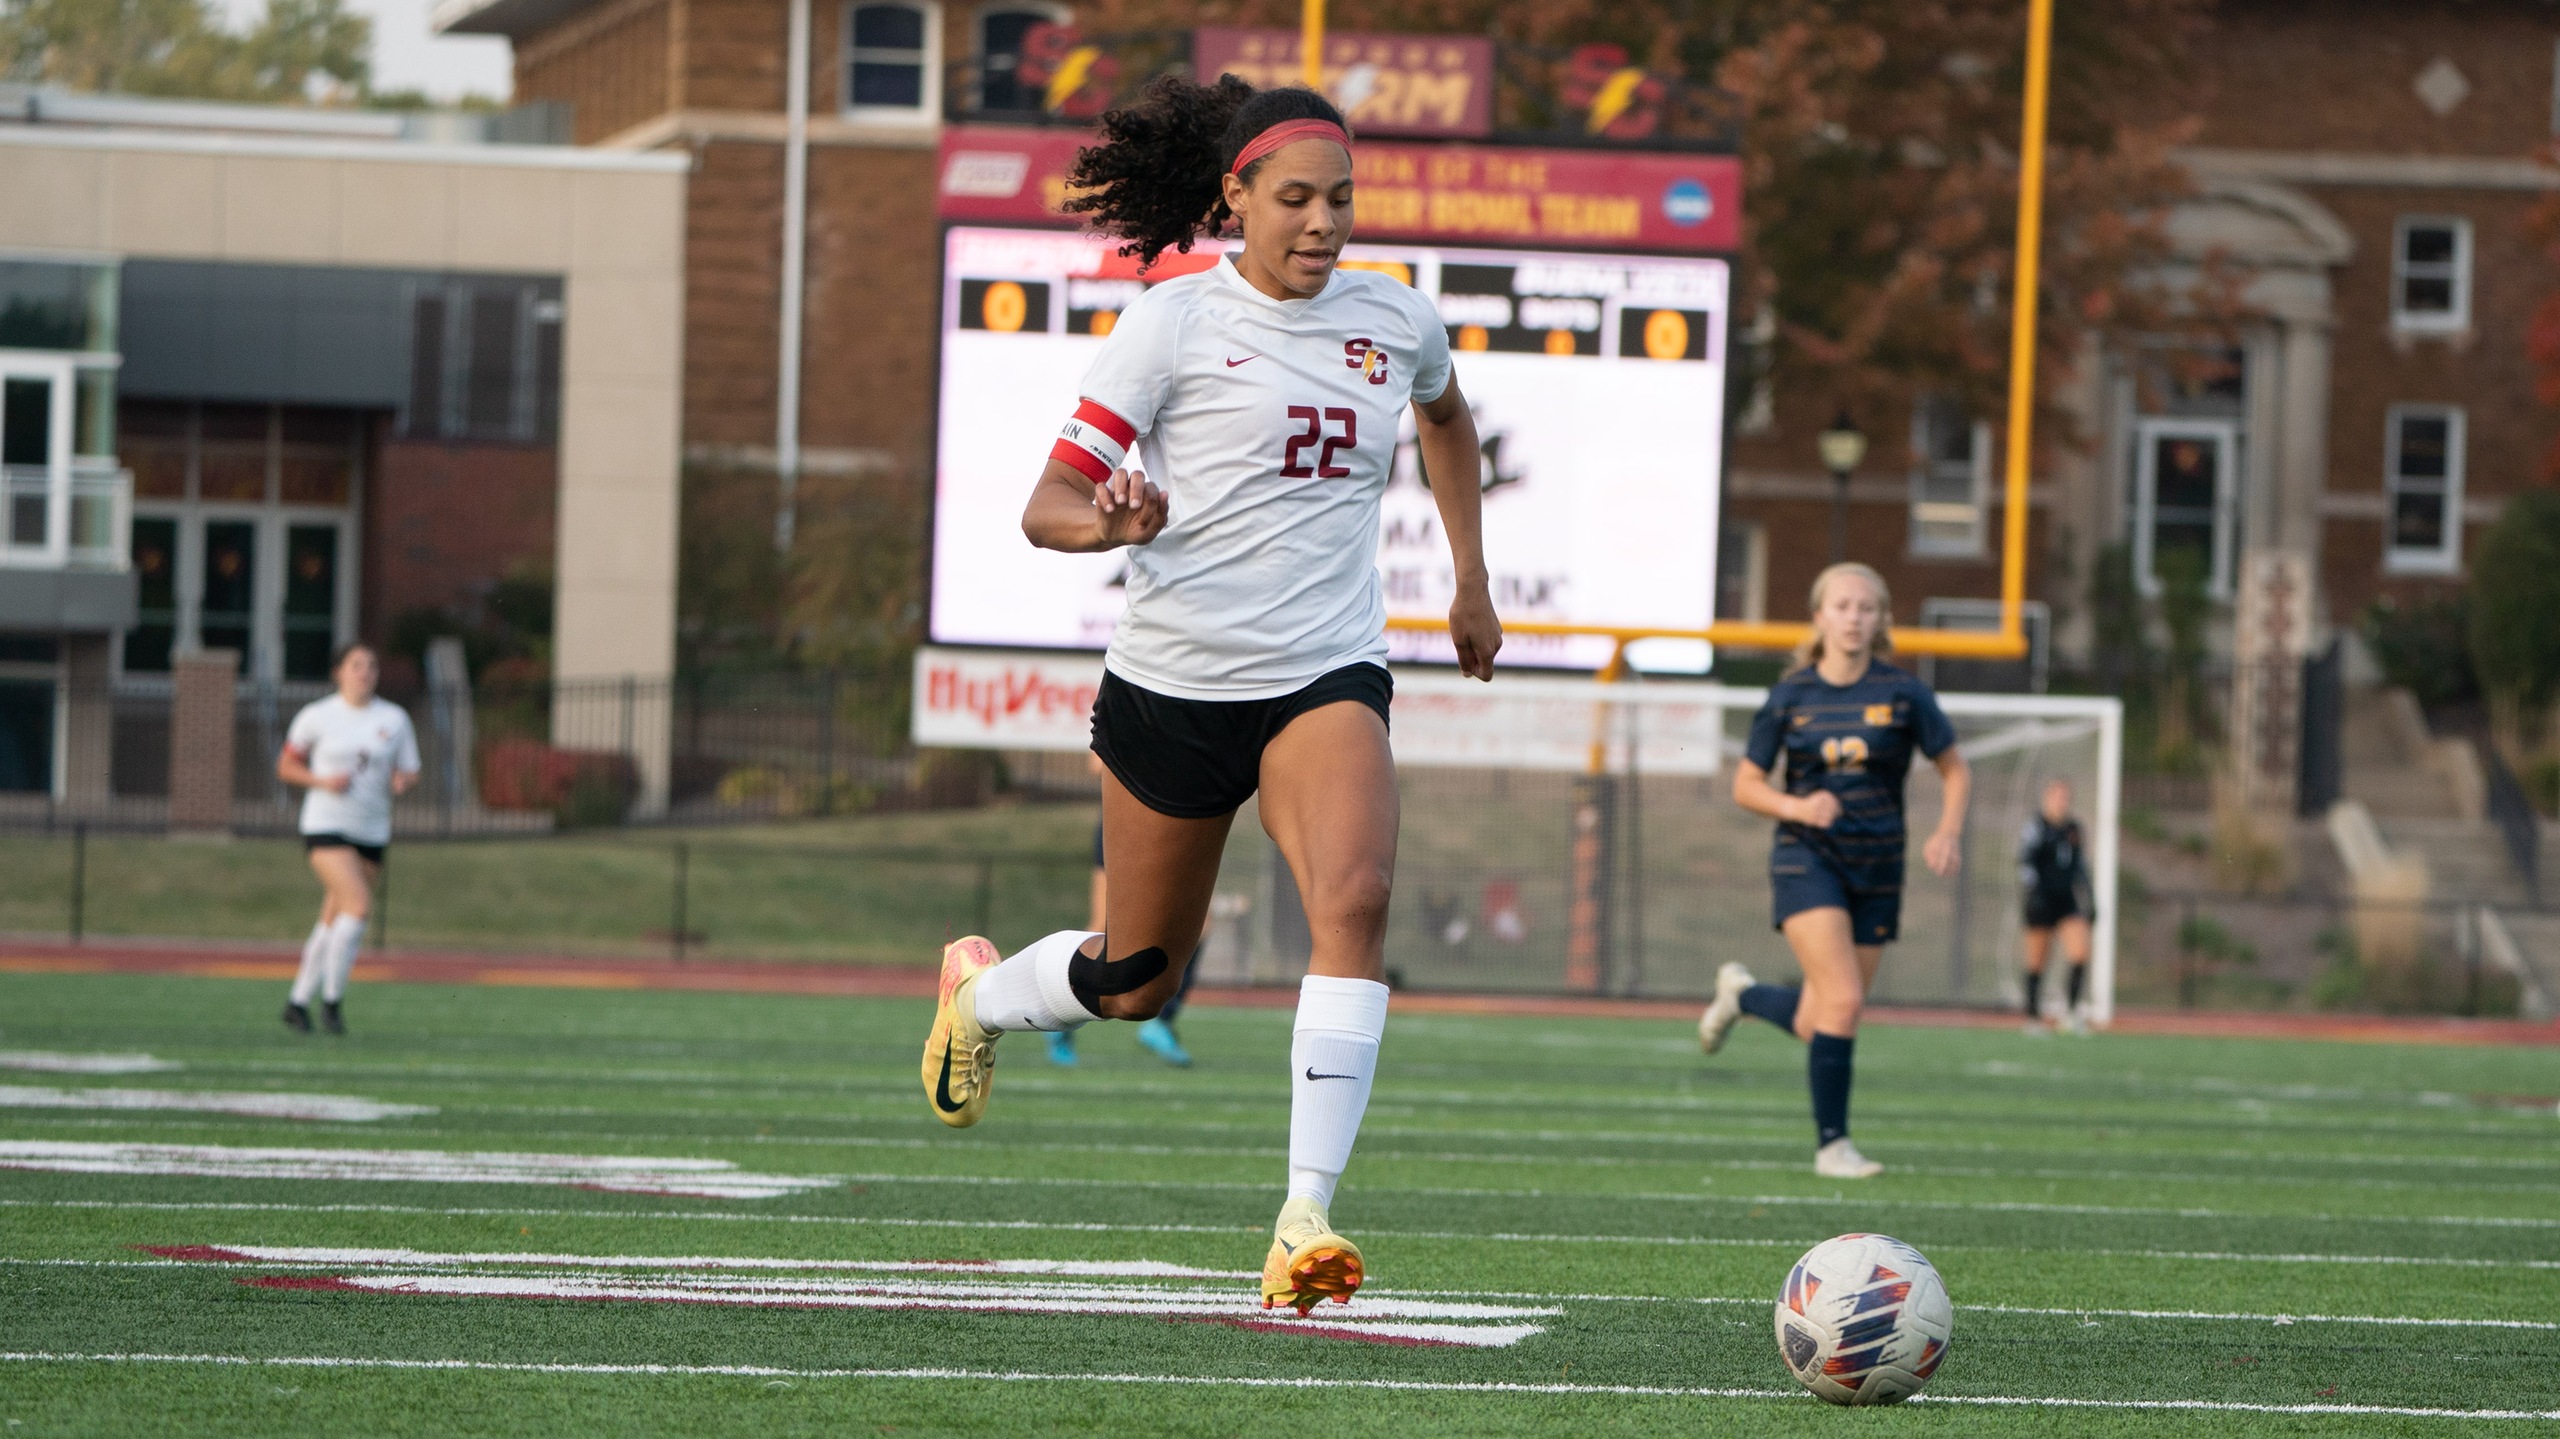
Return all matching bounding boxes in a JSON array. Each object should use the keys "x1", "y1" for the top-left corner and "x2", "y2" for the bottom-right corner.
[{"x1": 1196, "y1": 674, "x2": 2123, "y2": 1022}]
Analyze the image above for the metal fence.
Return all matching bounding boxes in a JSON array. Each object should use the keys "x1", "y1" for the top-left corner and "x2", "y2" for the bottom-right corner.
[{"x1": 3, "y1": 819, "x2": 2547, "y2": 1018}]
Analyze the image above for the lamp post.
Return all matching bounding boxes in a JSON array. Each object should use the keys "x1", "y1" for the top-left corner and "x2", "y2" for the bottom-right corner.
[{"x1": 1817, "y1": 409, "x2": 1867, "y2": 565}]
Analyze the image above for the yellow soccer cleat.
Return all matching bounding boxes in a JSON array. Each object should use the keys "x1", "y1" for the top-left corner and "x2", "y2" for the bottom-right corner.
[
  {"x1": 922, "y1": 936, "x2": 1003, "y2": 1128},
  {"x1": 1261, "y1": 1196, "x2": 1364, "y2": 1316}
]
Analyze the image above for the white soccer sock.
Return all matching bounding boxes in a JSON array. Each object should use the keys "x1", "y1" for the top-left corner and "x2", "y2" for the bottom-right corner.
[
  {"x1": 287, "y1": 920, "x2": 329, "y2": 1006},
  {"x1": 318, "y1": 914, "x2": 367, "y2": 1004},
  {"x1": 971, "y1": 930, "x2": 1102, "y2": 1033},
  {"x1": 1286, "y1": 974, "x2": 1390, "y2": 1211}
]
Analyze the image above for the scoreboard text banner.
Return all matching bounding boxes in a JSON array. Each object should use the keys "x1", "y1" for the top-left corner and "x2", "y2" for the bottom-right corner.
[
  {"x1": 1193, "y1": 27, "x2": 1495, "y2": 139},
  {"x1": 936, "y1": 124, "x2": 1740, "y2": 255}
]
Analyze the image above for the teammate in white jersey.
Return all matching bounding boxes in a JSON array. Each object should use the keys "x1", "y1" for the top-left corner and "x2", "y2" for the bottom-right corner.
[
  {"x1": 275, "y1": 643, "x2": 419, "y2": 1035},
  {"x1": 919, "y1": 76, "x2": 1502, "y2": 1316}
]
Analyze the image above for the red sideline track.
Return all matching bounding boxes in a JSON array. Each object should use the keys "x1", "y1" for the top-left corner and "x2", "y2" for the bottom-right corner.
[{"x1": 4, "y1": 939, "x2": 2557, "y2": 1048}]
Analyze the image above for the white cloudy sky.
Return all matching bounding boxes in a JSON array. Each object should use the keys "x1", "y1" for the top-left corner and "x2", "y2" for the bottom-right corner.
[{"x1": 216, "y1": 0, "x2": 515, "y2": 103}]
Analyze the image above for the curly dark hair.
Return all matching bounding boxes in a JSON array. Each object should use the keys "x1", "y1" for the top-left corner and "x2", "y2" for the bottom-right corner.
[{"x1": 1063, "y1": 75, "x2": 1349, "y2": 267}]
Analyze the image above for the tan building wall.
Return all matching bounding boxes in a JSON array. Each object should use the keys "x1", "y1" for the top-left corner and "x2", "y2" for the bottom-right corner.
[{"x1": 0, "y1": 127, "x2": 691, "y2": 796}]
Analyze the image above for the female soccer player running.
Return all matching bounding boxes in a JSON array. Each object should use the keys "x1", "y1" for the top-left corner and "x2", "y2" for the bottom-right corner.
[
  {"x1": 275, "y1": 643, "x2": 419, "y2": 1034},
  {"x1": 918, "y1": 76, "x2": 1501, "y2": 1313},
  {"x1": 2018, "y1": 777, "x2": 2094, "y2": 1036},
  {"x1": 1695, "y1": 564, "x2": 1969, "y2": 1178}
]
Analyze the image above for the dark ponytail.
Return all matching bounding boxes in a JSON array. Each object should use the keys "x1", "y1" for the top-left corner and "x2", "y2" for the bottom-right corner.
[{"x1": 1065, "y1": 75, "x2": 1349, "y2": 266}]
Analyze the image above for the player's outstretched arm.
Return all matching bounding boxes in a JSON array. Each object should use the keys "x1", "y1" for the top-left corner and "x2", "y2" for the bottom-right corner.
[
  {"x1": 1922, "y1": 748, "x2": 1971, "y2": 877},
  {"x1": 1022, "y1": 456, "x2": 1167, "y2": 553},
  {"x1": 1414, "y1": 378, "x2": 1500, "y2": 681}
]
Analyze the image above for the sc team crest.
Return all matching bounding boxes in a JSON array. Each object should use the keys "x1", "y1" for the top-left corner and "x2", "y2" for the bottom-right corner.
[
  {"x1": 1864, "y1": 704, "x2": 1894, "y2": 726},
  {"x1": 1343, "y1": 338, "x2": 1389, "y2": 385}
]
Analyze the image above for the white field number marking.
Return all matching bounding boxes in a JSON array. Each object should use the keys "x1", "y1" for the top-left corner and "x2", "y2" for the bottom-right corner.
[
  {"x1": 158, "y1": 1246, "x2": 1546, "y2": 1348},
  {"x1": 0, "y1": 1142, "x2": 833, "y2": 1199},
  {"x1": 0, "y1": 1088, "x2": 433, "y2": 1122}
]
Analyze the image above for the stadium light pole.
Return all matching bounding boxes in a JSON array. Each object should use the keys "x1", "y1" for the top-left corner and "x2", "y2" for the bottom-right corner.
[
  {"x1": 1302, "y1": 0, "x2": 1325, "y2": 87},
  {"x1": 1817, "y1": 410, "x2": 1866, "y2": 565}
]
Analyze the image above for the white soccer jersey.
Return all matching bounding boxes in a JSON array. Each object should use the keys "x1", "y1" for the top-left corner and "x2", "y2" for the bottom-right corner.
[
  {"x1": 1052, "y1": 257, "x2": 1452, "y2": 701},
  {"x1": 285, "y1": 695, "x2": 420, "y2": 846}
]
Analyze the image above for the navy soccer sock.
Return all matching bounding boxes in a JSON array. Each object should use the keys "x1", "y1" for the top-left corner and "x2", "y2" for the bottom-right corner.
[
  {"x1": 1738, "y1": 984, "x2": 1800, "y2": 1033},
  {"x1": 2065, "y1": 962, "x2": 2087, "y2": 1010},
  {"x1": 2024, "y1": 968, "x2": 2043, "y2": 1018},
  {"x1": 1808, "y1": 1033, "x2": 1855, "y2": 1147}
]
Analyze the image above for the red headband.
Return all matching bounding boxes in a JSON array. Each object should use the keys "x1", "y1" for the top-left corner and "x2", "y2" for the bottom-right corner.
[{"x1": 1229, "y1": 118, "x2": 1352, "y2": 176}]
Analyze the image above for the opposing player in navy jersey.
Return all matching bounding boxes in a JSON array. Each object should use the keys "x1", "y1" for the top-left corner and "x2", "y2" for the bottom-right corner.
[
  {"x1": 914, "y1": 75, "x2": 1501, "y2": 1315},
  {"x1": 1696, "y1": 563, "x2": 1971, "y2": 1178},
  {"x1": 2018, "y1": 777, "x2": 2095, "y2": 1036}
]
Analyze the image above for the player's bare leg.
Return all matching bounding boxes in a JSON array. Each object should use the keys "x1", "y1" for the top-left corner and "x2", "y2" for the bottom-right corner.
[
  {"x1": 1783, "y1": 908, "x2": 1882, "y2": 1179},
  {"x1": 2021, "y1": 925, "x2": 2054, "y2": 1035},
  {"x1": 2055, "y1": 915, "x2": 2093, "y2": 1035},
  {"x1": 1255, "y1": 699, "x2": 1398, "y2": 1313},
  {"x1": 286, "y1": 847, "x2": 372, "y2": 1036},
  {"x1": 925, "y1": 772, "x2": 1228, "y2": 1127}
]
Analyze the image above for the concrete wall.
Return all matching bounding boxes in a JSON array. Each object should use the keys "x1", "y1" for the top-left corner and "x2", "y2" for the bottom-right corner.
[{"x1": 0, "y1": 128, "x2": 689, "y2": 699}]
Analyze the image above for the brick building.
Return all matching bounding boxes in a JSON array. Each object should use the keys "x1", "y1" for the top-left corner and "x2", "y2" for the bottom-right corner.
[
  {"x1": 444, "y1": 0, "x2": 961, "y2": 499},
  {"x1": 1724, "y1": 0, "x2": 2560, "y2": 675},
  {"x1": 0, "y1": 91, "x2": 686, "y2": 812}
]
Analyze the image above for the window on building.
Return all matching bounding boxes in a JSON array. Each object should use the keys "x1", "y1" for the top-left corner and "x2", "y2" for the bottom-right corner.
[
  {"x1": 2133, "y1": 419, "x2": 2238, "y2": 599},
  {"x1": 1908, "y1": 394, "x2": 1989, "y2": 558},
  {"x1": 2392, "y1": 217, "x2": 2470, "y2": 333},
  {"x1": 2384, "y1": 405, "x2": 2464, "y2": 575},
  {"x1": 976, "y1": 5, "x2": 1063, "y2": 111},
  {"x1": 401, "y1": 279, "x2": 562, "y2": 444},
  {"x1": 845, "y1": 1, "x2": 940, "y2": 119},
  {"x1": 118, "y1": 401, "x2": 361, "y2": 682}
]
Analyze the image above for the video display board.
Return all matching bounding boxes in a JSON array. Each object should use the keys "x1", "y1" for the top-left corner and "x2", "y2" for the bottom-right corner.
[{"x1": 930, "y1": 225, "x2": 1729, "y2": 671}]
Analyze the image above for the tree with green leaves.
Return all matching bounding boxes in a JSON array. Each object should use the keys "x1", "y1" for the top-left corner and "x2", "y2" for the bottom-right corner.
[
  {"x1": 2468, "y1": 489, "x2": 2560, "y2": 718},
  {"x1": 1, "y1": 0, "x2": 368, "y2": 103}
]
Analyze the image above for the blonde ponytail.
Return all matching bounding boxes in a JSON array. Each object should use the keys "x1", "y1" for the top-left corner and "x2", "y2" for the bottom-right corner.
[{"x1": 1789, "y1": 562, "x2": 1895, "y2": 673}]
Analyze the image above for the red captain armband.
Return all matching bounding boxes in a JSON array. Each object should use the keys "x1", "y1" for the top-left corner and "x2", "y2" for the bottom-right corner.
[{"x1": 1051, "y1": 400, "x2": 1137, "y2": 484}]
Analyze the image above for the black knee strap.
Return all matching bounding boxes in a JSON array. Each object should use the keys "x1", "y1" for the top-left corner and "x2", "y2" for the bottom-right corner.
[{"x1": 1069, "y1": 944, "x2": 1170, "y2": 1015}]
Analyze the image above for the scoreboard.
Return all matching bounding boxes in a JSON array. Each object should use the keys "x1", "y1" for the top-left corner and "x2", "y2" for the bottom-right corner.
[{"x1": 929, "y1": 224, "x2": 1730, "y2": 672}]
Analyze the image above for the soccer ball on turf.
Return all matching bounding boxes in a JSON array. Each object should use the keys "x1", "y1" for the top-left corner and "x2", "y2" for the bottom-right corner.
[{"x1": 1772, "y1": 1232, "x2": 1953, "y2": 1406}]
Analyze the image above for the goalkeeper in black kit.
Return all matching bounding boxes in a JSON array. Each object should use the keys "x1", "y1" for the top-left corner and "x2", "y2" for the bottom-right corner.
[{"x1": 2018, "y1": 778, "x2": 2094, "y2": 1036}]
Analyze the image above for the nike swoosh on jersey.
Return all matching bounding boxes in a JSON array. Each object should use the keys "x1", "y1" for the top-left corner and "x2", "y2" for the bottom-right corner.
[{"x1": 1225, "y1": 354, "x2": 1261, "y2": 367}]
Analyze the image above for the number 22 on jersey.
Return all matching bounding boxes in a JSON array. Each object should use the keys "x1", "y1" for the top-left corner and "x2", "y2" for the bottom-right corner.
[{"x1": 1281, "y1": 405, "x2": 1358, "y2": 478}]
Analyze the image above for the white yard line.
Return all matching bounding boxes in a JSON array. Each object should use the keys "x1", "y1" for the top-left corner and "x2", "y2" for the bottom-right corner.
[
  {"x1": 9, "y1": 1257, "x2": 2553, "y2": 1333},
  {"x1": 0, "y1": 1051, "x2": 179, "y2": 1074},
  {"x1": 145, "y1": 1245, "x2": 1254, "y2": 1277},
  {"x1": 10, "y1": 1115, "x2": 2551, "y2": 1198},
  {"x1": 2, "y1": 1354, "x2": 2554, "y2": 1419},
  {"x1": 0, "y1": 1142, "x2": 833, "y2": 1199},
  {"x1": 4, "y1": 1197, "x2": 2550, "y2": 1268},
  {"x1": 22, "y1": 1253, "x2": 2554, "y2": 1332},
  {"x1": 778, "y1": 1167, "x2": 2560, "y2": 1230},
  {"x1": 0, "y1": 1087, "x2": 433, "y2": 1122}
]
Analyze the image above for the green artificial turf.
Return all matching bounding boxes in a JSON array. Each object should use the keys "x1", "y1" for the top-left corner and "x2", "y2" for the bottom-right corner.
[
  {"x1": 0, "y1": 805, "x2": 1098, "y2": 962},
  {"x1": 0, "y1": 969, "x2": 2553, "y2": 1435}
]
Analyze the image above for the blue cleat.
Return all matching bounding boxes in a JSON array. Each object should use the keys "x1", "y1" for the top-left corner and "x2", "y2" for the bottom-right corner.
[
  {"x1": 1044, "y1": 1029, "x2": 1078, "y2": 1067},
  {"x1": 1135, "y1": 1016, "x2": 1192, "y2": 1067}
]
